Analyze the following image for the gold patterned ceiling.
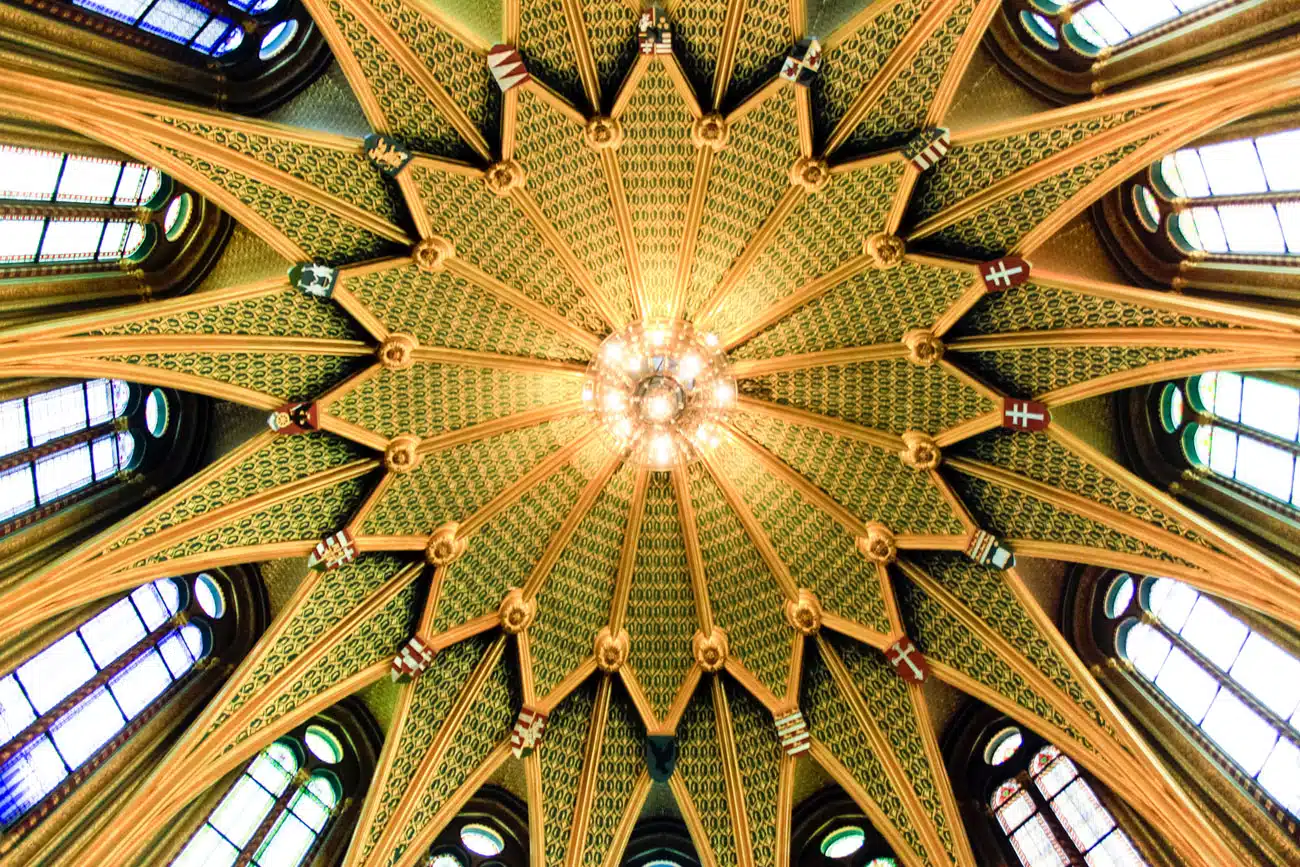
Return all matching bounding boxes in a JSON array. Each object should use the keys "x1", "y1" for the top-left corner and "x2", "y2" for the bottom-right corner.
[{"x1": 3, "y1": 1, "x2": 1300, "y2": 866}]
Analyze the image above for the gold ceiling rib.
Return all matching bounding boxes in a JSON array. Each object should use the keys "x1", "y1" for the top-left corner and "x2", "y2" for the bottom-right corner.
[
  {"x1": 561, "y1": 675, "x2": 613, "y2": 867},
  {"x1": 694, "y1": 186, "x2": 806, "y2": 325},
  {"x1": 521, "y1": 452, "x2": 623, "y2": 599},
  {"x1": 898, "y1": 559, "x2": 1239, "y2": 866},
  {"x1": 710, "y1": 678, "x2": 757, "y2": 867},
  {"x1": 946, "y1": 456, "x2": 1300, "y2": 627},
  {"x1": 672, "y1": 463, "x2": 715, "y2": 633},
  {"x1": 737, "y1": 395, "x2": 903, "y2": 451},
  {"x1": 729, "y1": 343, "x2": 907, "y2": 377},
  {"x1": 1036, "y1": 349, "x2": 1300, "y2": 406},
  {"x1": 924, "y1": 0, "x2": 999, "y2": 128},
  {"x1": 817, "y1": 636, "x2": 970, "y2": 867},
  {"x1": 823, "y1": 0, "x2": 969, "y2": 156},
  {"x1": 721, "y1": 250, "x2": 873, "y2": 349},
  {"x1": 807, "y1": 740, "x2": 927, "y2": 866},
  {"x1": 561, "y1": 0, "x2": 604, "y2": 111},
  {"x1": 416, "y1": 401, "x2": 587, "y2": 456}
]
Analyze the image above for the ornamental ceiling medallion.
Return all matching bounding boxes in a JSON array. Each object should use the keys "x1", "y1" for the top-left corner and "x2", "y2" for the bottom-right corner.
[{"x1": 2, "y1": 2, "x2": 1300, "y2": 867}]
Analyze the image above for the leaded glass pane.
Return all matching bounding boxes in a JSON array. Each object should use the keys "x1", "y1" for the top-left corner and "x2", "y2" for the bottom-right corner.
[
  {"x1": 108, "y1": 651, "x2": 173, "y2": 718},
  {"x1": 254, "y1": 811, "x2": 316, "y2": 867},
  {"x1": 54, "y1": 156, "x2": 122, "y2": 204},
  {"x1": 0, "y1": 466, "x2": 36, "y2": 522},
  {"x1": 1257, "y1": 738, "x2": 1300, "y2": 816},
  {"x1": 0, "y1": 147, "x2": 63, "y2": 200},
  {"x1": 1239, "y1": 377, "x2": 1300, "y2": 441},
  {"x1": 995, "y1": 789, "x2": 1036, "y2": 833},
  {"x1": 1085, "y1": 830, "x2": 1147, "y2": 867},
  {"x1": 1008, "y1": 814, "x2": 1067, "y2": 867},
  {"x1": 0, "y1": 675, "x2": 37, "y2": 740},
  {"x1": 1200, "y1": 690, "x2": 1277, "y2": 775},
  {"x1": 170, "y1": 824, "x2": 240, "y2": 867},
  {"x1": 17, "y1": 633, "x2": 96, "y2": 714},
  {"x1": 1049, "y1": 779, "x2": 1115, "y2": 850},
  {"x1": 0, "y1": 218, "x2": 44, "y2": 264},
  {"x1": 48, "y1": 687, "x2": 124, "y2": 768},
  {"x1": 1230, "y1": 633, "x2": 1300, "y2": 721},
  {"x1": 1154, "y1": 648, "x2": 1219, "y2": 722},
  {"x1": 1178, "y1": 597, "x2": 1247, "y2": 671},
  {"x1": 80, "y1": 598, "x2": 146, "y2": 667},
  {"x1": 0, "y1": 736, "x2": 66, "y2": 826},
  {"x1": 0, "y1": 399, "x2": 27, "y2": 455},
  {"x1": 1034, "y1": 754, "x2": 1078, "y2": 799},
  {"x1": 26, "y1": 383, "x2": 89, "y2": 445},
  {"x1": 209, "y1": 775, "x2": 277, "y2": 847},
  {"x1": 33, "y1": 444, "x2": 94, "y2": 503},
  {"x1": 38, "y1": 220, "x2": 107, "y2": 262}
]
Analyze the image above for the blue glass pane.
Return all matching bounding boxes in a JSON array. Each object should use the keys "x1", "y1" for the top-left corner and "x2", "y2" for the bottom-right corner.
[
  {"x1": 140, "y1": 0, "x2": 210, "y2": 42},
  {"x1": 48, "y1": 687, "x2": 124, "y2": 768},
  {"x1": 73, "y1": 0, "x2": 150, "y2": 26},
  {"x1": 0, "y1": 736, "x2": 66, "y2": 827}
]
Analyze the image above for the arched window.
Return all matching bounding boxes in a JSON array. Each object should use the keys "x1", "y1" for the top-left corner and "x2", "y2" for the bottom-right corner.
[
  {"x1": 0, "y1": 379, "x2": 166, "y2": 534},
  {"x1": 1107, "y1": 573, "x2": 1300, "y2": 819},
  {"x1": 0, "y1": 574, "x2": 226, "y2": 829},
  {"x1": 0, "y1": 146, "x2": 164, "y2": 266},
  {"x1": 422, "y1": 785, "x2": 527, "y2": 866},
  {"x1": 790, "y1": 788, "x2": 900, "y2": 866},
  {"x1": 170, "y1": 719, "x2": 364, "y2": 867},
  {"x1": 991, "y1": 0, "x2": 1297, "y2": 100},
  {"x1": 947, "y1": 707, "x2": 1153, "y2": 867},
  {"x1": 1154, "y1": 371, "x2": 1299, "y2": 512},
  {"x1": 1145, "y1": 130, "x2": 1300, "y2": 259},
  {"x1": 990, "y1": 743, "x2": 1146, "y2": 866},
  {"x1": 0, "y1": 142, "x2": 233, "y2": 315}
]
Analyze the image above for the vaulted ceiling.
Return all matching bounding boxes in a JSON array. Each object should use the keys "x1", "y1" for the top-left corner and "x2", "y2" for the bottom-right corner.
[{"x1": 2, "y1": 1, "x2": 1300, "y2": 866}]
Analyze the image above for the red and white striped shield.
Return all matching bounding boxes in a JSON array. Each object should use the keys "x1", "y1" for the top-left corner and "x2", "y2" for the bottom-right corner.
[
  {"x1": 903, "y1": 127, "x2": 951, "y2": 171},
  {"x1": 966, "y1": 530, "x2": 1015, "y2": 569},
  {"x1": 885, "y1": 635, "x2": 930, "y2": 684},
  {"x1": 775, "y1": 709, "x2": 810, "y2": 757},
  {"x1": 307, "y1": 529, "x2": 356, "y2": 572},
  {"x1": 980, "y1": 257, "x2": 1031, "y2": 291},
  {"x1": 390, "y1": 635, "x2": 434, "y2": 682},
  {"x1": 1001, "y1": 398, "x2": 1051, "y2": 432},
  {"x1": 487, "y1": 44, "x2": 531, "y2": 92},
  {"x1": 511, "y1": 706, "x2": 548, "y2": 758}
]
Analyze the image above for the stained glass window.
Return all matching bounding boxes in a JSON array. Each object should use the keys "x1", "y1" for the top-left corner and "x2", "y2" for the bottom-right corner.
[
  {"x1": 1122, "y1": 576, "x2": 1300, "y2": 818},
  {"x1": 1169, "y1": 372, "x2": 1300, "y2": 509},
  {"x1": 1068, "y1": 0, "x2": 1217, "y2": 50},
  {"x1": 992, "y1": 744, "x2": 1147, "y2": 867},
  {"x1": 171, "y1": 741, "x2": 342, "y2": 867},
  {"x1": 0, "y1": 579, "x2": 196, "y2": 827},
  {"x1": 71, "y1": 0, "x2": 242, "y2": 56},
  {"x1": 1156, "y1": 130, "x2": 1300, "y2": 256},
  {"x1": 0, "y1": 380, "x2": 140, "y2": 524},
  {"x1": 0, "y1": 146, "x2": 160, "y2": 265}
]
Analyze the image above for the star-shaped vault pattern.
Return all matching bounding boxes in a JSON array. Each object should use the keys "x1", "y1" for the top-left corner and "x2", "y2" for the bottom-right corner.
[{"x1": 3, "y1": 2, "x2": 1300, "y2": 866}]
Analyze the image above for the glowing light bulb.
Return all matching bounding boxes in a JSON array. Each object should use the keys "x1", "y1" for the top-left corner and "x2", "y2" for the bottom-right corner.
[
  {"x1": 602, "y1": 388, "x2": 626, "y2": 413},
  {"x1": 581, "y1": 381, "x2": 594, "y2": 403},
  {"x1": 704, "y1": 332, "x2": 719, "y2": 347},
  {"x1": 678, "y1": 353, "x2": 702, "y2": 381},
  {"x1": 603, "y1": 341, "x2": 625, "y2": 364},
  {"x1": 648, "y1": 328, "x2": 667, "y2": 346},
  {"x1": 650, "y1": 434, "x2": 674, "y2": 466},
  {"x1": 715, "y1": 382, "x2": 734, "y2": 406},
  {"x1": 645, "y1": 394, "x2": 674, "y2": 422}
]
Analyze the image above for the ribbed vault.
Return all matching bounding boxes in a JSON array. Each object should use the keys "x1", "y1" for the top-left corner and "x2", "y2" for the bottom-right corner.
[{"x1": 3, "y1": 1, "x2": 1300, "y2": 866}]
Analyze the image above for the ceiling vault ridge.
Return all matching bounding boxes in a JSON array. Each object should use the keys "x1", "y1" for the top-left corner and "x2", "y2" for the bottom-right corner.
[{"x1": 7, "y1": 2, "x2": 1300, "y2": 866}]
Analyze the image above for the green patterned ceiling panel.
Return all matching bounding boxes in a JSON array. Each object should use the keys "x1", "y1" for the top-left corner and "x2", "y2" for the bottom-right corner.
[
  {"x1": 360, "y1": 414, "x2": 592, "y2": 537},
  {"x1": 518, "y1": 0, "x2": 586, "y2": 109},
  {"x1": 739, "y1": 359, "x2": 995, "y2": 435},
  {"x1": 724, "y1": 0, "x2": 793, "y2": 105},
  {"x1": 529, "y1": 463, "x2": 635, "y2": 697},
  {"x1": 341, "y1": 263, "x2": 594, "y2": 362},
  {"x1": 708, "y1": 444, "x2": 891, "y2": 635},
  {"x1": 407, "y1": 164, "x2": 609, "y2": 335},
  {"x1": 619, "y1": 63, "x2": 697, "y2": 318},
  {"x1": 674, "y1": 680, "x2": 739, "y2": 865},
  {"x1": 684, "y1": 87, "x2": 801, "y2": 317},
  {"x1": 329, "y1": 363, "x2": 579, "y2": 439},
  {"x1": 731, "y1": 409, "x2": 967, "y2": 535},
  {"x1": 687, "y1": 462, "x2": 793, "y2": 697},
  {"x1": 430, "y1": 465, "x2": 587, "y2": 636},
  {"x1": 953, "y1": 344, "x2": 1222, "y2": 398},
  {"x1": 513, "y1": 89, "x2": 637, "y2": 327},
  {"x1": 626, "y1": 472, "x2": 699, "y2": 719},
  {"x1": 91, "y1": 286, "x2": 363, "y2": 341},
  {"x1": 706, "y1": 162, "x2": 904, "y2": 339},
  {"x1": 100, "y1": 351, "x2": 368, "y2": 404},
  {"x1": 730, "y1": 261, "x2": 972, "y2": 359}
]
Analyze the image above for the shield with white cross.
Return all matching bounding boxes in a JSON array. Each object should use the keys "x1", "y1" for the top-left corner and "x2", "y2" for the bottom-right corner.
[
  {"x1": 1001, "y1": 398, "x2": 1051, "y2": 432},
  {"x1": 885, "y1": 635, "x2": 930, "y2": 684},
  {"x1": 980, "y1": 256, "x2": 1031, "y2": 292}
]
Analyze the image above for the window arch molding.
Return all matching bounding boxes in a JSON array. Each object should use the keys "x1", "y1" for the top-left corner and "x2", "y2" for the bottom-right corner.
[
  {"x1": 0, "y1": 0, "x2": 332, "y2": 114},
  {"x1": 942, "y1": 701, "x2": 1160, "y2": 866},
  {"x1": 789, "y1": 787, "x2": 901, "y2": 866},
  {"x1": 1062, "y1": 564, "x2": 1300, "y2": 865},
  {"x1": 157, "y1": 697, "x2": 380, "y2": 867},
  {"x1": 0, "y1": 564, "x2": 271, "y2": 862},
  {"x1": 1096, "y1": 110, "x2": 1300, "y2": 298},
  {"x1": 0, "y1": 135, "x2": 234, "y2": 319},
  {"x1": 418, "y1": 784, "x2": 528, "y2": 867},
  {"x1": 986, "y1": 0, "x2": 1300, "y2": 102}
]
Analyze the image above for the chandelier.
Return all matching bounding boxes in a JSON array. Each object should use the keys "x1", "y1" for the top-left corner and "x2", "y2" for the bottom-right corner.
[{"x1": 583, "y1": 320, "x2": 735, "y2": 469}]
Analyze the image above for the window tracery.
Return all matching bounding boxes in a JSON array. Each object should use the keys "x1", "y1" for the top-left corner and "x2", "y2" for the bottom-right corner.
[
  {"x1": 1103, "y1": 572, "x2": 1300, "y2": 819},
  {"x1": 1154, "y1": 371, "x2": 1300, "y2": 513},
  {"x1": 169, "y1": 733, "x2": 344, "y2": 867},
  {"x1": 419, "y1": 785, "x2": 527, "y2": 867},
  {"x1": 0, "y1": 379, "x2": 165, "y2": 535},
  {"x1": 789, "y1": 788, "x2": 899, "y2": 866},
  {"x1": 0, "y1": 573, "x2": 226, "y2": 831}
]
